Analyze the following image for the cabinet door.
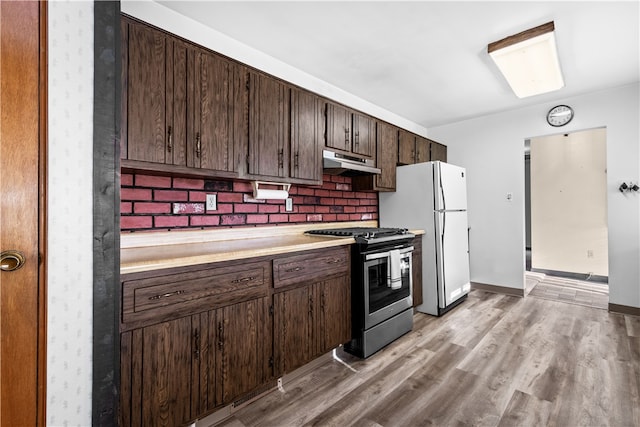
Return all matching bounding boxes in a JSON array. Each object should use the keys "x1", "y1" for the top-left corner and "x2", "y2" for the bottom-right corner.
[
  {"x1": 290, "y1": 88, "x2": 323, "y2": 184},
  {"x1": 191, "y1": 48, "x2": 237, "y2": 173},
  {"x1": 120, "y1": 316, "x2": 196, "y2": 427},
  {"x1": 326, "y1": 103, "x2": 351, "y2": 152},
  {"x1": 273, "y1": 286, "x2": 312, "y2": 376},
  {"x1": 216, "y1": 297, "x2": 272, "y2": 405},
  {"x1": 318, "y1": 275, "x2": 351, "y2": 354},
  {"x1": 123, "y1": 20, "x2": 169, "y2": 163},
  {"x1": 415, "y1": 136, "x2": 430, "y2": 163},
  {"x1": 398, "y1": 130, "x2": 416, "y2": 165},
  {"x1": 352, "y1": 113, "x2": 375, "y2": 159},
  {"x1": 167, "y1": 38, "x2": 189, "y2": 166},
  {"x1": 248, "y1": 72, "x2": 289, "y2": 179},
  {"x1": 430, "y1": 140, "x2": 448, "y2": 162},
  {"x1": 375, "y1": 122, "x2": 398, "y2": 191}
]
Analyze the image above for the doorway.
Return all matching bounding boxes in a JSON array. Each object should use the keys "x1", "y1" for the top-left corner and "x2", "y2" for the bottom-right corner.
[
  {"x1": 0, "y1": 1, "x2": 47, "y2": 425},
  {"x1": 524, "y1": 128, "x2": 609, "y2": 309}
]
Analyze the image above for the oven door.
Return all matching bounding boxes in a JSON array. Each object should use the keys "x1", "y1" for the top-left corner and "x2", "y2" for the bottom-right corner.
[{"x1": 363, "y1": 246, "x2": 413, "y2": 329}]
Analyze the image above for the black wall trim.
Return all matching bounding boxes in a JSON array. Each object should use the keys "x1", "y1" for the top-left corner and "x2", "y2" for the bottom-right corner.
[{"x1": 93, "y1": 1, "x2": 121, "y2": 425}]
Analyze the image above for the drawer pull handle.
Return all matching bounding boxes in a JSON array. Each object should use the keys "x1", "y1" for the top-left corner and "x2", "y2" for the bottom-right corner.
[
  {"x1": 285, "y1": 266, "x2": 303, "y2": 273},
  {"x1": 148, "y1": 290, "x2": 185, "y2": 301},
  {"x1": 326, "y1": 258, "x2": 341, "y2": 264},
  {"x1": 231, "y1": 276, "x2": 256, "y2": 284}
]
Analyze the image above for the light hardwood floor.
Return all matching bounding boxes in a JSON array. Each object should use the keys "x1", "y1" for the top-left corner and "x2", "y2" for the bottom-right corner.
[{"x1": 214, "y1": 288, "x2": 640, "y2": 427}]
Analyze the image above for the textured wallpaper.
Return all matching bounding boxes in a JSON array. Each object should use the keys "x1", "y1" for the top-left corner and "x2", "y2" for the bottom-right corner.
[{"x1": 47, "y1": 1, "x2": 94, "y2": 426}]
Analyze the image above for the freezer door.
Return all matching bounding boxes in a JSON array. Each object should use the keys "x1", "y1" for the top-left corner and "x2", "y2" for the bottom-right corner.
[
  {"x1": 434, "y1": 161, "x2": 467, "y2": 211},
  {"x1": 435, "y1": 210, "x2": 470, "y2": 308}
]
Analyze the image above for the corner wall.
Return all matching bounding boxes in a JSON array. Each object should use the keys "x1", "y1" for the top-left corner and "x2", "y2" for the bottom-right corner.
[
  {"x1": 47, "y1": 1, "x2": 94, "y2": 425},
  {"x1": 429, "y1": 83, "x2": 640, "y2": 307}
]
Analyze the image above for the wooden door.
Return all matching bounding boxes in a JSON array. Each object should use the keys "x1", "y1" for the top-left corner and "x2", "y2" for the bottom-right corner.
[
  {"x1": 290, "y1": 88, "x2": 323, "y2": 184},
  {"x1": 0, "y1": 2, "x2": 46, "y2": 425},
  {"x1": 415, "y1": 136, "x2": 430, "y2": 163},
  {"x1": 122, "y1": 19, "x2": 169, "y2": 163},
  {"x1": 216, "y1": 297, "x2": 271, "y2": 404},
  {"x1": 352, "y1": 113, "x2": 375, "y2": 159},
  {"x1": 430, "y1": 140, "x2": 448, "y2": 162},
  {"x1": 273, "y1": 287, "x2": 312, "y2": 375},
  {"x1": 375, "y1": 122, "x2": 398, "y2": 191},
  {"x1": 325, "y1": 103, "x2": 351, "y2": 152},
  {"x1": 124, "y1": 317, "x2": 195, "y2": 427},
  {"x1": 166, "y1": 37, "x2": 188, "y2": 167},
  {"x1": 192, "y1": 48, "x2": 235, "y2": 173},
  {"x1": 319, "y1": 276, "x2": 351, "y2": 353},
  {"x1": 398, "y1": 130, "x2": 416, "y2": 165},
  {"x1": 248, "y1": 73, "x2": 289, "y2": 179}
]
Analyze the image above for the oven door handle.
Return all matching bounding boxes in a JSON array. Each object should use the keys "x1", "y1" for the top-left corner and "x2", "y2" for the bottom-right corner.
[{"x1": 364, "y1": 246, "x2": 413, "y2": 261}]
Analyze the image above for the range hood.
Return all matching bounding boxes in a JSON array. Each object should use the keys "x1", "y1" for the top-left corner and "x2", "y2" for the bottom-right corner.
[{"x1": 322, "y1": 149, "x2": 381, "y2": 176}]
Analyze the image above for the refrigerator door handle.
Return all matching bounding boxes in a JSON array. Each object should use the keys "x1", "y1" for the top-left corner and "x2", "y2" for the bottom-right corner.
[{"x1": 436, "y1": 210, "x2": 447, "y2": 309}]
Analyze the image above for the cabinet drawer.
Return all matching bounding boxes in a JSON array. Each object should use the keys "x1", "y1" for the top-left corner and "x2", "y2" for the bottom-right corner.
[
  {"x1": 122, "y1": 260, "x2": 270, "y2": 329},
  {"x1": 273, "y1": 246, "x2": 350, "y2": 289}
]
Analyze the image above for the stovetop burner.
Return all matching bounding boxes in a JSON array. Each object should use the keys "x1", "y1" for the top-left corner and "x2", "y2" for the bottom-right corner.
[{"x1": 306, "y1": 227, "x2": 414, "y2": 245}]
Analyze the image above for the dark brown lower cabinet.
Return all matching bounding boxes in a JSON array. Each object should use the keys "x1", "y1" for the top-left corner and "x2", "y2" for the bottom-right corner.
[
  {"x1": 120, "y1": 316, "x2": 197, "y2": 427},
  {"x1": 273, "y1": 285, "x2": 312, "y2": 375},
  {"x1": 120, "y1": 247, "x2": 351, "y2": 426},
  {"x1": 120, "y1": 298, "x2": 272, "y2": 427},
  {"x1": 274, "y1": 275, "x2": 351, "y2": 377},
  {"x1": 214, "y1": 297, "x2": 272, "y2": 405},
  {"x1": 316, "y1": 275, "x2": 351, "y2": 355}
]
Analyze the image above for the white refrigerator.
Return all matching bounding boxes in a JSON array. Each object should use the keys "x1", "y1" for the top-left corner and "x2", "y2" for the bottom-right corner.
[{"x1": 379, "y1": 161, "x2": 471, "y2": 316}]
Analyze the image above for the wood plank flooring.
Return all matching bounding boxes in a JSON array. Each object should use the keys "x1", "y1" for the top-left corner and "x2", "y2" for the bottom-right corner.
[
  {"x1": 208, "y1": 288, "x2": 639, "y2": 427},
  {"x1": 526, "y1": 271, "x2": 609, "y2": 310}
]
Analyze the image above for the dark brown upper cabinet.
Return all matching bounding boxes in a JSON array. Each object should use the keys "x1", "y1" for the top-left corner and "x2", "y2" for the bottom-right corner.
[
  {"x1": 326, "y1": 103, "x2": 375, "y2": 160},
  {"x1": 352, "y1": 113, "x2": 376, "y2": 159},
  {"x1": 415, "y1": 136, "x2": 430, "y2": 163},
  {"x1": 120, "y1": 17, "x2": 446, "y2": 188},
  {"x1": 187, "y1": 46, "x2": 244, "y2": 175},
  {"x1": 246, "y1": 71, "x2": 290, "y2": 180},
  {"x1": 399, "y1": 132, "x2": 431, "y2": 165},
  {"x1": 246, "y1": 74, "x2": 323, "y2": 185},
  {"x1": 431, "y1": 140, "x2": 448, "y2": 162},
  {"x1": 121, "y1": 17, "x2": 242, "y2": 179},
  {"x1": 121, "y1": 18, "x2": 177, "y2": 165},
  {"x1": 290, "y1": 88, "x2": 324, "y2": 184},
  {"x1": 353, "y1": 121, "x2": 397, "y2": 192},
  {"x1": 398, "y1": 130, "x2": 416, "y2": 165}
]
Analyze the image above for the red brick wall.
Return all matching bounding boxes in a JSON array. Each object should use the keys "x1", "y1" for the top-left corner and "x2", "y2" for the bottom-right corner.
[{"x1": 121, "y1": 173, "x2": 379, "y2": 232}]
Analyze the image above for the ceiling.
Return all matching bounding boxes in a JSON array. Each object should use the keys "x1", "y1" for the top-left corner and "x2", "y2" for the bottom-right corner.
[{"x1": 156, "y1": 1, "x2": 639, "y2": 128}]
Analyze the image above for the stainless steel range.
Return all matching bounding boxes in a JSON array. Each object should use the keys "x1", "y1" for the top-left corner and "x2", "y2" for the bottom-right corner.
[{"x1": 306, "y1": 227, "x2": 415, "y2": 358}]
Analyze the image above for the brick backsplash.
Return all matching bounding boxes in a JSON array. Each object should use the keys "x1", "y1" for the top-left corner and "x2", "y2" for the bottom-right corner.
[{"x1": 120, "y1": 173, "x2": 379, "y2": 232}]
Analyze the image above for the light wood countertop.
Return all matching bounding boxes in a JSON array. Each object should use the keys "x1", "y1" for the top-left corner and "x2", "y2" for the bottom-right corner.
[{"x1": 120, "y1": 221, "x2": 424, "y2": 275}]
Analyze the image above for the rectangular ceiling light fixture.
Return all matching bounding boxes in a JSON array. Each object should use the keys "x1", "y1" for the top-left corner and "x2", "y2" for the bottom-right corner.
[{"x1": 488, "y1": 21, "x2": 564, "y2": 98}]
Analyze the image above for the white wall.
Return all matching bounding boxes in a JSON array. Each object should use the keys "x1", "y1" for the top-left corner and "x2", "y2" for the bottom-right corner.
[
  {"x1": 429, "y1": 83, "x2": 640, "y2": 307},
  {"x1": 47, "y1": 1, "x2": 94, "y2": 425},
  {"x1": 120, "y1": 0, "x2": 429, "y2": 137},
  {"x1": 530, "y1": 129, "x2": 608, "y2": 276}
]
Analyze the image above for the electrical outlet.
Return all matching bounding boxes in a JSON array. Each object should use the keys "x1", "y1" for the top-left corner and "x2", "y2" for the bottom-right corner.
[
  {"x1": 206, "y1": 194, "x2": 217, "y2": 211},
  {"x1": 587, "y1": 249, "x2": 594, "y2": 258},
  {"x1": 285, "y1": 198, "x2": 293, "y2": 212},
  {"x1": 506, "y1": 192, "x2": 513, "y2": 202}
]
